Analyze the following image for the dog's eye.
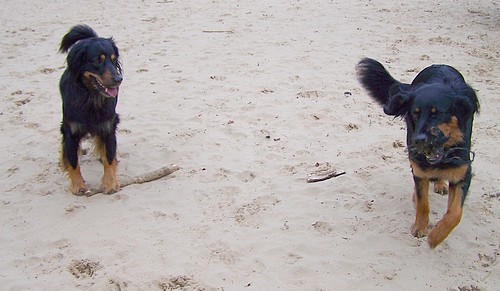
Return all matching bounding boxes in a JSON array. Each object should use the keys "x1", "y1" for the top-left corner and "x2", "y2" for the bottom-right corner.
[
  {"x1": 413, "y1": 109, "x2": 420, "y2": 120},
  {"x1": 93, "y1": 59, "x2": 103, "y2": 66}
]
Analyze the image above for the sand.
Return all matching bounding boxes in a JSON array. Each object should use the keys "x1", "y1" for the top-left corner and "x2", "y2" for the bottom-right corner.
[{"x1": 0, "y1": 0, "x2": 498, "y2": 290}]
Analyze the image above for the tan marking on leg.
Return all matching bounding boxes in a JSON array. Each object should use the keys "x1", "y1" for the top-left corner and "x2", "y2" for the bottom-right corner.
[
  {"x1": 61, "y1": 144, "x2": 88, "y2": 195},
  {"x1": 96, "y1": 138, "x2": 119, "y2": 194},
  {"x1": 428, "y1": 184, "x2": 463, "y2": 248},
  {"x1": 102, "y1": 158, "x2": 119, "y2": 194},
  {"x1": 412, "y1": 178, "x2": 430, "y2": 238},
  {"x1": 61, "y1": 158, "x2": 88, "y2": 195},
  {"x1": 67, "y1": 164, "x2": 89, "y2": 195},
  {"x1": 433, "y1": 179, "x2": 448, "y2": 195}
]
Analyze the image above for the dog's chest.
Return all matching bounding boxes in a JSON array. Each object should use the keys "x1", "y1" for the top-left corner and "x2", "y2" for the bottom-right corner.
[{"x1": 68, "y1": 117, "x2": 116, "y2": 136}]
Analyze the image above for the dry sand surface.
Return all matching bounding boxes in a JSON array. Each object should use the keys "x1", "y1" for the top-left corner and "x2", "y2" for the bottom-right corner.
[{"x1": 0, "y1": 0, "x2": 499, "y2": 290}]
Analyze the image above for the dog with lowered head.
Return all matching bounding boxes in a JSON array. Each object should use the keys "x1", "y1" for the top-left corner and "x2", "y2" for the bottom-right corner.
[{"x1": 357, "y1": 58, "x2": 479, "y2": 248}]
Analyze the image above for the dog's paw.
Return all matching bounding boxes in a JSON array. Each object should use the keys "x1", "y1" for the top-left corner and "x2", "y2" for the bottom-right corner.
[
  {"x1": 428, "y1": 226, "x2": 446, "y2": 249},
  {"x1": 433, "y1": 180, "x2": 448, "y2": 195},
  {"x1": 411, "y1": 223, "x2": 428, "y2": 238},
  {"x1": 102, "y1": 185, "x2": 119, "y2": 194},
  {"x1": 427, "y1": 232, "x2": 439, "y2": 249},
  {"x1": 427, "y1": 212, "x2": 461, "y2": 249},
  {"x1": 102, "y1": 180, "x2": 119, "y2": 194},
  {"x1": 70, "y1": 181, "x2": 90, "y2": 196},
  {"x1": 102, "y1": 176, "x2": 119, "y2": 194},
  {"x1": 72, "y1": 186, "x2": 90, "y2": 196}
]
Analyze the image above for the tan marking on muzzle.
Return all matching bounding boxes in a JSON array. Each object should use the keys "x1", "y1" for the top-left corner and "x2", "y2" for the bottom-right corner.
[
  {"x1": 83, "y1": 71, "x2": 105, "y2": 85},
  {"x1": 437, "y1": 116, "x2": 464, "y2": 147}
]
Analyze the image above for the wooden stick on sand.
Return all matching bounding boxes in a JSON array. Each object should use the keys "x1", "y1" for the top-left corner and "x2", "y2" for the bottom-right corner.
[
  {"x1": 86, "y1": 164, "x2": 180, "y2": 196},
  {"x1": 307, "y1": 170, "x2": 346, "y2": 183}
]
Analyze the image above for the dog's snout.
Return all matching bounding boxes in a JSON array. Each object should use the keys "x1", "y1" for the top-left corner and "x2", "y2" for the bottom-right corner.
[
  {"x1": 113, "y1": 74, "x2": 123, "y2": 84},
  {"x1": 413, "y1": 133, "x2": 428, "y2": 146}
]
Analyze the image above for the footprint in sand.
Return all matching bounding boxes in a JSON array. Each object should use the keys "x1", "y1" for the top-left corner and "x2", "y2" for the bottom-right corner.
[
  {"x1": 68, "y1": 259, "x2": 101, "y2": 279},
  {"x1": 236, "y1": 170, "x2": 256, "y2": 182},
  {"x1": 235, "y1": 195, "x2": 280, "y2": 227},
  {"x1": 155, "y1": 275, "x2": 214, "y2": 290},
  {"x1": 64, "y1": 204, "x2": 87, "y2": 216},
  {"x1": 312, "y1": 221, "x2": 335, "y2": 235}
]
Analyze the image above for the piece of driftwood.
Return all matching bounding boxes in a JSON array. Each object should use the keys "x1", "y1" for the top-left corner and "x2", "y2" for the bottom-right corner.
[
  {"x1": 86, "y1": 164, "x2": 180, "y2": 196},
  {"x1": 307, "y1": 170, "x2": 346, "y2": 183}
]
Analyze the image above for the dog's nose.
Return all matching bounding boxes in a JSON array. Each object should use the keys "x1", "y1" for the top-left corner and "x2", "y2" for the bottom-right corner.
[
  {"x1": 413, "y1": 134, "x2": 428, "y2": 146},
  {"x1": 113, "y1": 75, "x2": 123, "y2": 84}
]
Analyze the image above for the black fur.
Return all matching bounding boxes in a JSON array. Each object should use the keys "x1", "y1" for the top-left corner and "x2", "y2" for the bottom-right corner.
[
  {"x1": 357, "y1": 58, "x2": 478, "y2": 169},
  {"x1": 357, "y1": 58, "x2": 479, "y2": 247},
  {"x1": 59, "y1": 25, "x2": 123, "y2": 194}
]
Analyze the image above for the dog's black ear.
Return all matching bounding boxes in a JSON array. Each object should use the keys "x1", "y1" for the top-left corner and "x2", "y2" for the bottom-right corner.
[
  {"x1": 452, "y1": 83, "x2": 479, "y2": 119},
  {"x1": 66, "y1": 44, "x2": 86, "y2": 77},
  {"x1": 383, "y1": 84, "x2": 411, "y2": 117},
  {"x1": 454, "y1": 94, "x2": 477, "y2": 121}
]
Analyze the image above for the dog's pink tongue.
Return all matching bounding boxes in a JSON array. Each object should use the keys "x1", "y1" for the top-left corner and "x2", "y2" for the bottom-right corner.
[{"x1": 106, "y1": 87, "x2": 119, "y2": 97}]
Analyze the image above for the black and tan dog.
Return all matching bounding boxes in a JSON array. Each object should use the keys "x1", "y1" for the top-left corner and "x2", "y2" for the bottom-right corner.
[
  {"x1": 59, "y1": 25, "x2": 123, "y2": 195},
  {"x1": 357, "y1": 58, "x2": 479, "y2": 248}
]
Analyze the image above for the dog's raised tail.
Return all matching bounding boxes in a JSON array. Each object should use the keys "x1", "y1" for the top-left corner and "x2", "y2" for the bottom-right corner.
[
  {"x1": 59, "y1": 25, "x2": 98, "y2": 53},
  {"x1": 356, "y1": 58, "x2": 402, "y2": 106}
]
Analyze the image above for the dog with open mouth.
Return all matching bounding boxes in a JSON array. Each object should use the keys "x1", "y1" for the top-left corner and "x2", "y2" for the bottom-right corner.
[
  {"x1": 357, "y1": 58, "x2": 479, "y2": 248},
  {"x1": 59, "y1": 25, "x2": 123, "y2": 195}
]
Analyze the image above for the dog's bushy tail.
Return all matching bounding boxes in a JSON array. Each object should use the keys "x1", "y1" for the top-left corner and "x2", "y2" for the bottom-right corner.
[
  {"x1": 356, "y1": 58, "x2": 404, "y2": 106},
  {"x1": 59, "y1": 25, "x2": 98, "y2": 53}
]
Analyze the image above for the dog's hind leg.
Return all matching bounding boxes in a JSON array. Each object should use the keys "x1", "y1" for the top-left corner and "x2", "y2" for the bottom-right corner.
[
  {"x1": 433, "y1": 179, "x2": 448, "y2": 195},
  {"x1": 95, "y1": 136, "x2": 119, "y2": 194},
  {"x1": 412, "y1": 176, "x2": 430, "y2": 238}
]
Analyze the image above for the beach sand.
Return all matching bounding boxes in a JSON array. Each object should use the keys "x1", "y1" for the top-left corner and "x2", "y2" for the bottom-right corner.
[{"x1": 0, "y1": 0, "x2": 498, "y2": 290}]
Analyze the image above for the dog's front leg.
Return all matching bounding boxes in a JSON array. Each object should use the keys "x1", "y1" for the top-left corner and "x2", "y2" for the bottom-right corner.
[
  {"x1": 61, "y1": 128, "x2": 89, "y2": 195},
  {"x1": 102, "y1": 157, "x2": 119, "y2": 194},
  {"x1": 96, "y1": 135, "x2": 119, "y2": 194},
  {"x1": 412, "y1": 175, "x2": 430, "y2": 238},
  {"x1": 428, "y1": 182, "x2": 463, "y2": 248}
]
